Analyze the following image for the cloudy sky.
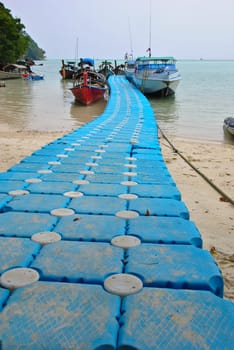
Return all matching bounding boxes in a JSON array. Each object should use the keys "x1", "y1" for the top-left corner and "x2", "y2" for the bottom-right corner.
[{"x1": 2, "y1": 0, "x2": 234, "y2": 60}]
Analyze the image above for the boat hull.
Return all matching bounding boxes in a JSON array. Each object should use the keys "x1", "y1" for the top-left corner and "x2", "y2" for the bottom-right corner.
[
  {"x1": 132, "y1": 72, "x2": 181, "y2": 96},
  {"x1": 22, "y1": 73, "x2": 44, "y2": 80},
  {"x1": 223, "y1": 117, "x2": 234, "y2": 136},
  {"x1": 124, "y1": 60, "x2": 136, "y2": 83},
  {"x1": 0, "y1": 71, "x2": 23, "y2": 80},
  {"x1": 71, "y1": 85, "x2": 107, "y2": 105},
  {"x1": 125, "y1": 69, "x2": 135, "y2": 83}
]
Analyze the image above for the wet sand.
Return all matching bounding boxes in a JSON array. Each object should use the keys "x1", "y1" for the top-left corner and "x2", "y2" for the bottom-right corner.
[{"x1": 0, "y1": 129, "x2": 233, "y2": 301}]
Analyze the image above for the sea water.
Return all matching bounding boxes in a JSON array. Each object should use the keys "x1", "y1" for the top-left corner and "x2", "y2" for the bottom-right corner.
[{"x1": 0, "y1": 59, "x2": 234, "y2": 144}]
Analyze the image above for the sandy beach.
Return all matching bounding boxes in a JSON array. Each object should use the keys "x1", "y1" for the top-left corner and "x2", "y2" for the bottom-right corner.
[{"x1": 0, "y1": 129, "x2": 233, "y2": 301}]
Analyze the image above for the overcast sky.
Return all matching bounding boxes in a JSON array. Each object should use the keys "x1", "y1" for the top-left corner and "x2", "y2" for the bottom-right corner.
[{"x1": 2, "y1": 0, "x2": 234, "y2": 60}]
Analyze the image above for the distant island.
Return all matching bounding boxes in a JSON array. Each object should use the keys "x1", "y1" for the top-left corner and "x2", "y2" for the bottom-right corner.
[{"x1": 0, "y1": 2, "x2": 45, "y2": 64}]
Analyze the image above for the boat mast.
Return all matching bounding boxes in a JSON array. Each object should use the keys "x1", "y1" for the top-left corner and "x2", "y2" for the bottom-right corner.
[
  {"x1": 75, "y1": 37, "x2": 79, "y2": 66},
  {"x1": 148, "y1": 0, "x2": 152, "y2": 57},
  {"x1": 128, "y1": 17, "x2": 133, "y2": 59}
]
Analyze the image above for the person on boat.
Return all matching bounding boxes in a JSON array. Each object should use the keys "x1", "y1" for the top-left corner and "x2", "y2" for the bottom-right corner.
[
  {"x1": 146, "y1": 47, "x2": 151, "y2": 57},
  {"x1": 26, "y1": 64, "x2": 32, "y2": 73}
]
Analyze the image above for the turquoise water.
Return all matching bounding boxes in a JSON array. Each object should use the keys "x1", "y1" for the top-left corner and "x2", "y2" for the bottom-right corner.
[
  {"x1": 0, "y1": 59, "x2": 234, "y2": 144},
  {"x1": 150, "y1": 60, "x2": 234, "y2": 144}
]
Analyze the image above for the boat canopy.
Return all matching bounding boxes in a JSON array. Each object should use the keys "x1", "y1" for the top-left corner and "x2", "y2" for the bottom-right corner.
[
  {"x1": 135, "y1": 57, "x2": 177, "y2": 71},
  {"x1": 136, "y1": 56, "x2": 176, "y2": 62},
  {"x1": 2, "y1": 64, "x2": 27, "y2": 71},
  {"x1": 81, "y1": 58, "x2": 94, "y2": 66}
]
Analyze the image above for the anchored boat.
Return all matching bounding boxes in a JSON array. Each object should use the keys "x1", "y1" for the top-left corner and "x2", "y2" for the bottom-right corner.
[
  {"x1": 223, "y1": 117, "x2": 234, "y2": 136},
  {"x1": 70, "y1": 70, "x2": 108, "y2": 105},
  {"x1": 131, "y1": 56, "x2": 181, "y2": 97},
  {"x1": 0, "y1": 64, "x2": 27, "y2": 80},
  {"x1": 60, "y1": 60, "x2": 78, "y2": 79}
]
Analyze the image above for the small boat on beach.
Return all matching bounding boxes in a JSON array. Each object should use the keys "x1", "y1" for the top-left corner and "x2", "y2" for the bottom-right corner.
[
  {"x1": 22, "y1": 72, "x2": 44, "y2": 80},
  {"x1": 131, "y1": 56, "x2": 181, "y2": 97},
  {"x1": 0, "y1": 64, "x2": 27, "y2": 80},
  {"x1": 70, "y1": 70, "x2": 108, "y2": 105},
  {"x1": 223, "y1": 117, "x2": 234, "y2": 136}
]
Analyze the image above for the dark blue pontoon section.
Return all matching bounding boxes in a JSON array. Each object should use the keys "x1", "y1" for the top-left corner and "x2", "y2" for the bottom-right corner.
[{"x1": 0, "y1": 76, "x2": 233, "y2": 349}]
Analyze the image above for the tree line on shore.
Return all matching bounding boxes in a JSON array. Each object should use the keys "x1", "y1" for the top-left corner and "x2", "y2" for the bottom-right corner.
[{"x1": 0, "y1": 2, "x2": 45, "y2": 64}]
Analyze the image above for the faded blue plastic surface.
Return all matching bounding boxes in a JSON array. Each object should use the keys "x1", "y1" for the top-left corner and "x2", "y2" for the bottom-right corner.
[
  {"x1": 22, "y1": 155, "x2": 59, "y2": 163},
  {"x1": 0, "y1": 194, "x2": 11, "y2": 210},
  {"x1": 79, "y1": 183, "x2": 127, "y2": 196},
  {"x1": 27, "y1": 181, "x2": 77, "y2": 194},
  {"x1": 125, "y1": 244, "x2": 223, "y2": 296},
  {"x1": 0, "y1": 212, "x2": 57, "y2": 237},
  {"x1": 0, "y1": 75, "x2": 233, "y2": 349},
  {"x1": 54, "y1": 214, "x2": 125, "y2": 241},
  {"x1": 86, "y1": 173, "x2": 126, "y2": 183},
  {"x1": 40, "y1": 172, "x2": 83, "y2": 182},
  {"x1": 118, "y1": 288, "x2": 234, "y2": 350},
  {"x1": 31, "y1": 241, "x2": 124, "y2": 283},
  {"x1": 0, "y1": 180, "x2": 26, "y2": 193},
  {"x1": 129, "y1": 184, "x2": 181, "y2": 199},
  {"x1": 7, "y1": 194, "x2": 70, "y2": 213},
  {"x1": 0, "y1": 287, "x2": 9, "y2": 311},
  {"x1": 129, "y1": 198, "x2": 189, "y2": 218},
  {"x1": 69, "y1": 196, "x2": 127, "y2": 215},
  {"x1": 9, "y1": 162, "x2": 51, "y2": 172},
  {"x1": 51, "y1": 164, "x2": 88, "y2": 173},
  {"x1": 133, "y1": 173, "x2": 176, "y2": 185},
  {"x1": 127, "y1": 216, "x2": 202, "y2": 246},
  {"x1": 0, "y1": 171, "x2": 39, "y2": 181},
  {"x1": 0, "y1": 282, "x2": 120, "y2": 349},
  {"x1": 0, "y1": 237, "x2": 40, "y2": 273}
]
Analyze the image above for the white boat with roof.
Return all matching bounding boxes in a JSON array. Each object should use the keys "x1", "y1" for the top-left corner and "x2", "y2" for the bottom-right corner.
[{"x1": 131, "y1": 56, "x2": 181, "y2": 97}]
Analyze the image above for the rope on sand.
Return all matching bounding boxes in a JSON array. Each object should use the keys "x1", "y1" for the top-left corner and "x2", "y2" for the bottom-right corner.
[{"x1": 158, "y1": 127, "x2": 234, "y2": 206}]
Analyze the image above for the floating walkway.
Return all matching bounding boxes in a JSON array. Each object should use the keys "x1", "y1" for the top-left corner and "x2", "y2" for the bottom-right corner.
[{"x1": 0, "y1": 76, "x2": 233, "y2": 349}]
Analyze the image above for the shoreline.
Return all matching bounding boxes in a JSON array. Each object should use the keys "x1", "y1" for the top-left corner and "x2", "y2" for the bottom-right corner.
[{"x1": 0, "y1": 129, "x2": 233, "y2": 301}]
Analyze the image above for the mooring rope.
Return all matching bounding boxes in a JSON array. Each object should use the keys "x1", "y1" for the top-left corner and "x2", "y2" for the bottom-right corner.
[{"x1": 158, "y1": 126, "x2": 234, "y2": 206}]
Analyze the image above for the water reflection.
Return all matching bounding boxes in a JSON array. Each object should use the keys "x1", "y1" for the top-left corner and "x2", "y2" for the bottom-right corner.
[
  {"x1": 0, "y1": 79, "x2": 32, "y2": 130},
  {"x1": 149, "y1": 95, "x2": 180, "y2": 136},
  {"x1": 70, "y1": 99, "x2": 106, "y2": 126}
]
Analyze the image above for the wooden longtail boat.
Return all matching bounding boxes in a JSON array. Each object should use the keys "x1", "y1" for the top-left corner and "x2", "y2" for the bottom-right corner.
[{"x1": 70, "y1": 70, "x2": 108, "y2": 105}]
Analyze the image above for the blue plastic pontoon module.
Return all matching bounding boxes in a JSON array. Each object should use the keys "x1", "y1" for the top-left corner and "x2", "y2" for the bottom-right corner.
[
  {"x1": 0, "y1": 237, "x2": 40, "y2": 273},
  {"x1": 0, "y1": 212, "x2": 57, "y2": 237},
  {"x1": 125, "y1": 243, "x2": 223, "y2": 296},
  {"x1": 54, "y1": 214, "x2": 125, "y2": 241},
  {"x1": 118, "y1": 288, "x2": 234, "y2": 350},
  {"x1": 31, "y1": 241, "x2": 124, "y2": 283},
  {"x1": 127, "y1": 216, "x2": 202, "y2": 247},
  {"x1": 0, "y1": 282, "x2": 120, "y2": 349}
]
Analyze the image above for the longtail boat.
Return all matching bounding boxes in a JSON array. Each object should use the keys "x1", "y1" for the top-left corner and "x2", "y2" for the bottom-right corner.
[{"x1": 70, "y1": 70, "x2": 108, "y2": 105}]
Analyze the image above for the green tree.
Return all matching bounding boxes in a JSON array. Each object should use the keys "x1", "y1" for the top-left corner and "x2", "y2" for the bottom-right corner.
[
  {"x1": 0, "y1": 2, "x2": 29, "y2": 63},
  {"x1": 25, "y1": 34, "x2": 46, "y2": 60}
]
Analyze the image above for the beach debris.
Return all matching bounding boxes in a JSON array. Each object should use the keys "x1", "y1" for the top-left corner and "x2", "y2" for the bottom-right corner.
[
  {"x1": 210, "y1": 246, "x2": 217, "y2": 256},
  {"x1": 145, "y1": 209, "x2": 150, "y2": 216},
  {"x1": 219, "y1": 196, "x2": 229, "y2": 203}
]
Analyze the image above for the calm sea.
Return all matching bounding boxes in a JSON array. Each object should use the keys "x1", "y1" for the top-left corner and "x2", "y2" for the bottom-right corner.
[{"x1": 0, "y1": 59, "x2": 234, "y2": 145}]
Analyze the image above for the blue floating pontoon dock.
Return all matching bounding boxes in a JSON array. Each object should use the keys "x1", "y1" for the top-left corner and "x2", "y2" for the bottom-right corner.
[{"x1": 0, "y1": 76, "x2": 233, "y2": 349}]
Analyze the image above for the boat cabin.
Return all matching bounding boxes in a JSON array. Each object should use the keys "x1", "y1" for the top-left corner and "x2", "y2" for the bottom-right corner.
[{"x1": 135, "y1": 57, "x2": 177, "y2": 72}]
